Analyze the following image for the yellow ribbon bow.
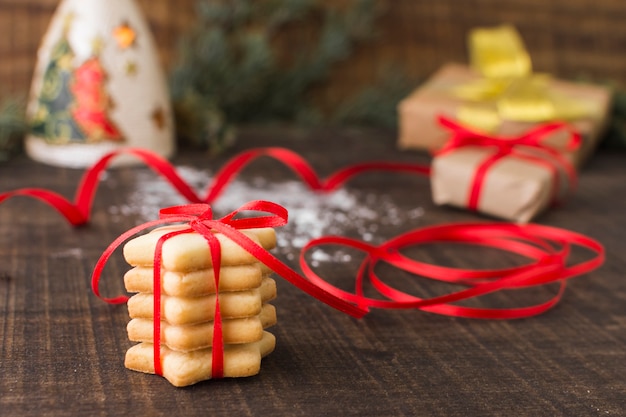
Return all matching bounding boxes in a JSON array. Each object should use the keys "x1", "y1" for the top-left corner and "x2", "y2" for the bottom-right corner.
[{"x1": 453, "y1": 25, "x2": 591, "y2": 132}]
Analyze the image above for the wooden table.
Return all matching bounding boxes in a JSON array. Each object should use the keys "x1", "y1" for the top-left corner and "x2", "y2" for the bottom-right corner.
[{"x1": 1, "y1": 127, "x2": 624, "y2": 416}]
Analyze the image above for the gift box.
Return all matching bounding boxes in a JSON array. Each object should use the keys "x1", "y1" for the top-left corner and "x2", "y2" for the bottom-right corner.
[
  {"x1": 397, "y1": 26, "x2": 613, "y2": 168},
  {"x1": 430, "y1": 117, "x2": 579, "y2": 223}
]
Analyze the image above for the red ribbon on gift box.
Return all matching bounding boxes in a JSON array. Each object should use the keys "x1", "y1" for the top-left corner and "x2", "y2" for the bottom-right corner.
[{"x1": 435, "y1": 116, "x2": 581, "y2": 211}]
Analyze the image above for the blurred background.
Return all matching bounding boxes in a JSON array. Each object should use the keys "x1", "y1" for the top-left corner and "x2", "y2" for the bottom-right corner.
[{"x1": 1, "y1": 0, "x2": 625, "y2": 154}]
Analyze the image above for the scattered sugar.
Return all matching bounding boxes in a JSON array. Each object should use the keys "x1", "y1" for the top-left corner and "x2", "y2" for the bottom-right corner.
[
  {"x1": 50, "y1": 248, "x2": 83, "y2": 259},
  {"x1": 107, "y1": 165, "x2": 425, "y2": 263}
]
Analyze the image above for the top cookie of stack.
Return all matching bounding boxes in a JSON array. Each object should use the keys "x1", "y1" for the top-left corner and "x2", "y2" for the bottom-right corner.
[{"x1": 123, "y1": 225, "x2": 277, "y2": 271}]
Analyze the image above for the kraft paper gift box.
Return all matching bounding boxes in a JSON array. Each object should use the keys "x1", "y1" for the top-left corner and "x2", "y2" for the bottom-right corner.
[
  {"x1": 430, "y1": 118, "x2": 578, "y2": 223},
  {"x1": 398, "y1": 63, "x2": 612, "y2": 168}
]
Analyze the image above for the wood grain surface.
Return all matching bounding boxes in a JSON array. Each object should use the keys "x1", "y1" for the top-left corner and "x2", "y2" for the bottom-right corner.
[{"x1": 0, "y1": 127, "x2": 624, "y2": 416}]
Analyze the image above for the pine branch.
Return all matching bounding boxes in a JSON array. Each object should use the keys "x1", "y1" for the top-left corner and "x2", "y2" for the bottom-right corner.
[
  {"x1": 0, "y1": 99, "x2": 27, "y2": 162},
  {"x1": 602, "y1": 87, "x2": 626, "y2": 149},
  {"x1": 169, "y1": 0, "x2": 381, "y2": 151},
  {"x1": 332, "y1": 72, "x2": 416, "y2": 129}
]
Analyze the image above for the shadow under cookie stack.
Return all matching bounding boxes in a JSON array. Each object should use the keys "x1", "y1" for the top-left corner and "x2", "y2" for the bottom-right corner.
[{"x1": 120, "y1": 224, "x2": 278, "y2": 387}]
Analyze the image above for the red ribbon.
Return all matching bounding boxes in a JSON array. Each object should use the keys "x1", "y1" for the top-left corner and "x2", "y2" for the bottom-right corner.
[
  {"x1": 299, "y1": 222, "x2": 603, "y2": 319},
  {"x1": 436, "y1": 116, "x2": 581, "y2": 211},
  {"x1": 0, "y1": 144, "x2": 605, "y2": 379},
  {"x1": 0, "y1": 147, "x2": 429, "y2": 226}
]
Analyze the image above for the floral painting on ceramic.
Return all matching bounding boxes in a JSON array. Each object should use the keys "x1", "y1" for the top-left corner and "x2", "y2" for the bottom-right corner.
[{"x1": 26, "y1": 0, "x2": 174, "y2": 168}]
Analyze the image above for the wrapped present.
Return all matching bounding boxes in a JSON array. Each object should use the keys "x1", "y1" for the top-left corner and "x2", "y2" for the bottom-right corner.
[
  {"x1": 398, "y1": 25, "x2": 612, "y2": 167},
  {"x1": 431, "y1": 117, "x2": 580, "y2": 223}
]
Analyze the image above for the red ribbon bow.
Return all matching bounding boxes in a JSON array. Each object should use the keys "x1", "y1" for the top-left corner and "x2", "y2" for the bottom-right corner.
[
  {"x1": 91, "y1": 200, "x2": 367, "y2": 378},
  {"x1": 436, "y1": 116, "x2": 581, "y2": 211}
]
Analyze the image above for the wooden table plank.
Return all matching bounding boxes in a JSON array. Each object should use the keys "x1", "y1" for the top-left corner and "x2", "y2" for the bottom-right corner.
[{"x1": 0, "y1": 127, "x2": 624, "y2": 416}]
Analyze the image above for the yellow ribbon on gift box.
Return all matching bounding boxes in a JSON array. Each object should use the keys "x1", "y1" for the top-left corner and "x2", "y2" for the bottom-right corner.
[{"x1": 453, "y1": 25, "x2": 592, "y2": 132}]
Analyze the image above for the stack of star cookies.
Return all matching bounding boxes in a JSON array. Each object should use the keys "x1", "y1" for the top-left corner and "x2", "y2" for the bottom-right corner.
[{"x1": 120, "y1": 224, "x2": 278, "y2": 387}]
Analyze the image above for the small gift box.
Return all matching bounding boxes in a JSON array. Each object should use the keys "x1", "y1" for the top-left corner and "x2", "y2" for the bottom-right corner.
[
  {"x1": 430, "y1": 117, "x2": 579, "y2": 223},
  {"x1": 398, "y1": 25, "x2": 612, "y2": 168}
]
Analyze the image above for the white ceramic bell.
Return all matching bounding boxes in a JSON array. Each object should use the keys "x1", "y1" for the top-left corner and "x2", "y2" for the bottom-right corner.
[{"x1": 26, "y1": 0, "x2": 175, "y2": 168}]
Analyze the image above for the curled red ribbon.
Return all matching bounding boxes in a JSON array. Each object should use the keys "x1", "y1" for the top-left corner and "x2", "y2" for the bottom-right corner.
[
  {"x1": 0, "y1": 147, "x2": 429, "y2": 226},
  {"x1": 436, "y1": 116, "x2": 581, "y2": 211},
  {"x1": 0, "y1": 144, "x2": 606, "y2": 379},
  {"x1": 300, "y1": 222, "x2": 603, "y2": 319}
]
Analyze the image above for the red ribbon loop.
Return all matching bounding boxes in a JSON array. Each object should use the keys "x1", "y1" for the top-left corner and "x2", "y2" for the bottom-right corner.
[
  {"x1": 159, "y1": 203, "x2": 213, "y2": 219},
  {"x1": 299, "y1": 222, "x2": 604, "y2": 319},
  {"x1": 436, "y1": 116, "x2": 581, "y2": 211}
]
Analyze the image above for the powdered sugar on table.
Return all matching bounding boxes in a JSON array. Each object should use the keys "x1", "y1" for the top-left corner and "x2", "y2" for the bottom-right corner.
[{"x1": 108, "y1": 165, "x2": 425, "y2": 263}]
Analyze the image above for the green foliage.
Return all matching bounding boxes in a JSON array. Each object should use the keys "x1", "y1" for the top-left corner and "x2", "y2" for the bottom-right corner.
[
  {"x1": 0, "y1": 100, "x2": 27, "y2": 162},
  {"x1": 170, "y1": 0, "x2": 381, "y2": 151},
  {"x1": 331, "y1": 71, "x2": 415, "y2": 129},
  {"x1": 602, "y1": 87, "x2": 626, "y2": 149},
  {"x1": 171, "y1": 90, "x2": 236, "y2": 154}
]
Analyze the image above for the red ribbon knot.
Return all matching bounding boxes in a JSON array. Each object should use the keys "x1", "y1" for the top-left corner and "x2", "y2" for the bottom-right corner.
[{"x1": 436, "y1": 116, "x2": 581, "y2": 211}]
